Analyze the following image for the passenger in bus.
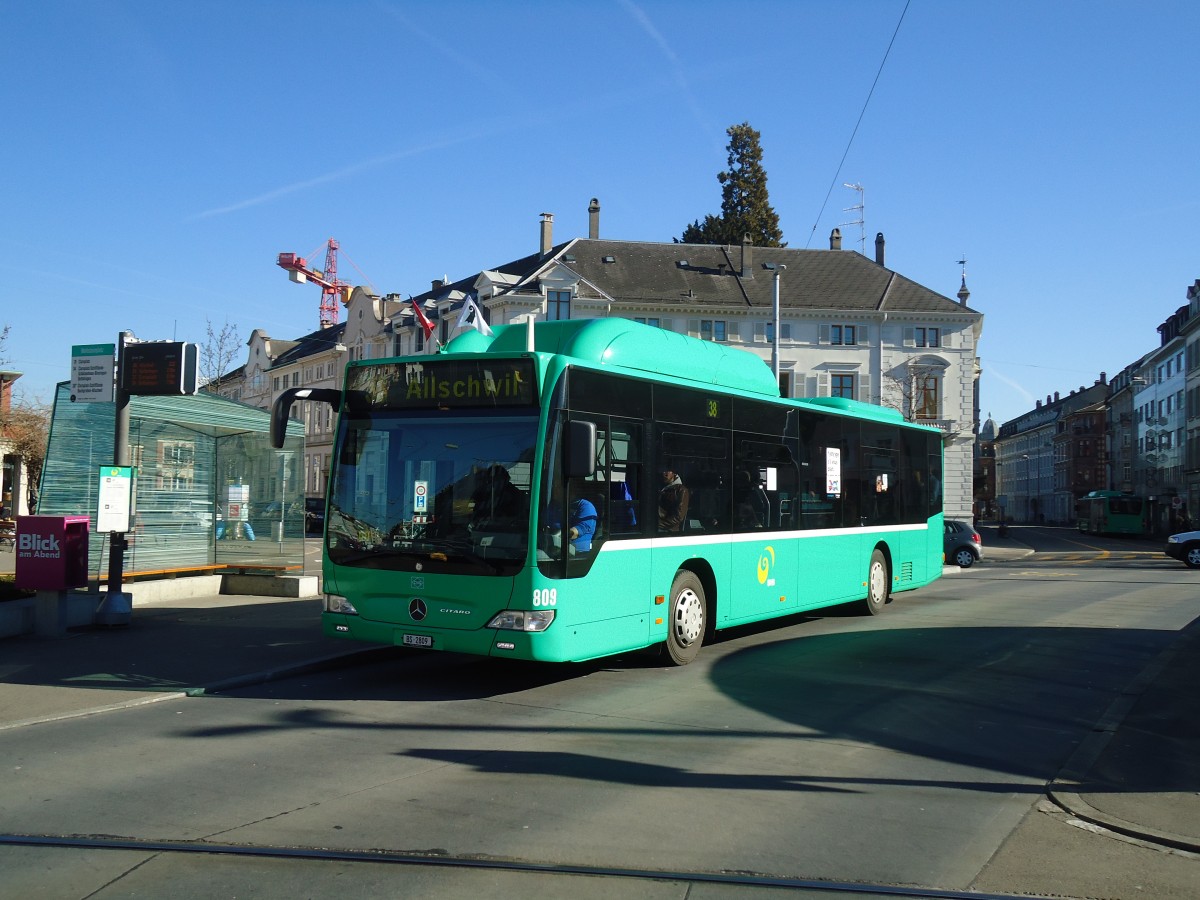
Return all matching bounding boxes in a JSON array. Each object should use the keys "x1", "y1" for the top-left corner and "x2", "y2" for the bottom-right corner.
[
  {"x1": 610, "y1": 480, "x2": 637, "y2": 529},
  {"x1": 658, "y1": 468, "x2": 690, "y2": 532},
  {"x1": 542, "y1": 489, "x2": 598, "y2": 554},
  {"x1": 734, "y1": 468, "x2": 769, "y2": 529},
  {"x1": 470, "y1": 465, "x2": 526, "y2": 529}
]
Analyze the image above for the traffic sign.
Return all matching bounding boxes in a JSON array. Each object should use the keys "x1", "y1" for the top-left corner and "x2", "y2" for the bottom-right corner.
[{"x1": 70, "y1": 344, "x2": 116, "y2": 403}]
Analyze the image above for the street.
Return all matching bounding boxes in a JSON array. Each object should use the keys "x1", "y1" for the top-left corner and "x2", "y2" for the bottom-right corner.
[{"x1": 1, "y1": 527, "x2": 1198, "y2": 899}]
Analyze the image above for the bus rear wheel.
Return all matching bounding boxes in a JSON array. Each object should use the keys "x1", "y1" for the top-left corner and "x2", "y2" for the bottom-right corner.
[
  {"x1": 665, "y1": 570, "x2": 706, "y2": 665},
  {"x1": 861, "y1": 549, "x2": 890, "y2": 616}
]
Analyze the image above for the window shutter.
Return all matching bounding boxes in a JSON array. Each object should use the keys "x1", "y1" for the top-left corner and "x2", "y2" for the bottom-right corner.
[
  {"x1": 819, "y1": 324, "x2": 829, "y2": 344},
  {"x1": 904, "y1": 327, "x2": 915, "y2": 347},
  {"x1": 781, "y1": 323, "x2": 791, "y2": 340},
  {"x1": 858, "y1": 325, "x2": 869, "y2": 345},
  {"x1": 858, "y1": 373, "x2": 872, "y2": 404},
  {"x1": 754, "y1": 322, "x2": 766, "y2": 342},
  {"x1": 817, "y1": 372, "x2": 830, "y2": 397},
  {"x1": 687, "y1": 318, "x2": 700, "y2": 338}
]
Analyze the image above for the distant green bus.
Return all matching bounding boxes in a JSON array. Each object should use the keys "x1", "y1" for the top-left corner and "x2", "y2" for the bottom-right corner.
[
  {"x1": 1076, "y1": 490, "x2": 1146, "y2": 536},
  {"x1": 273, "y1": 320, "x2": 944, "y2": 665}
]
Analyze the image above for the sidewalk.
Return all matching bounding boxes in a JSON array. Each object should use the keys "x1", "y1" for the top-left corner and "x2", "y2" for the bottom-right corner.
[{"x1": 1, "y1": 549, "x2": 1197, "y2": 858}]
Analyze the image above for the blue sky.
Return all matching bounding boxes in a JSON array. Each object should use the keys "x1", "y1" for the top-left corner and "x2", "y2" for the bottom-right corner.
[{"x1": 4, "y1": 1, "x2": 1197, "y2": 428}]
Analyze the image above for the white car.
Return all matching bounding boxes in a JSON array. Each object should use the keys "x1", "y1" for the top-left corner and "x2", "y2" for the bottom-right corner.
[{"x1": 1163, "y1": 530, "x2": 1200, "y2": 569}]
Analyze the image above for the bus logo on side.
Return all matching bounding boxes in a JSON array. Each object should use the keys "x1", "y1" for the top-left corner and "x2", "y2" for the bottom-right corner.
[{"x1": 757, "y1": 546, "x2": 776, "y2": 586}]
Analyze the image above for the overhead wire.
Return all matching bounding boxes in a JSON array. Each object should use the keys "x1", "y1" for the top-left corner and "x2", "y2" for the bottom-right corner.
[{"x1": 803, "y1": 0, "x2": 911, "y2": 249}]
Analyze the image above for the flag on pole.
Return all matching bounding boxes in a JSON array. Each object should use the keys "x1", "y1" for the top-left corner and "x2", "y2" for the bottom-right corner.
[
  {"x1": 411, "y1": 298, "x2": 436, "y2": 342},
  {"x1": 455, "y1": 295, "x2": 493, "y2": 337}
]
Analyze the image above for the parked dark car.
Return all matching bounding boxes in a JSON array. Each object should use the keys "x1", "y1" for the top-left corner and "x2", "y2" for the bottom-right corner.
[
  {"x1": 1163, "y1": 529, "x2": 1200, "y2": 568},
  {"x1": 944, "y1": 519, "x2": 983, "y2": 568},
  {"x1": 305, "y1": 497, "x2": 326, "y2": 536}
]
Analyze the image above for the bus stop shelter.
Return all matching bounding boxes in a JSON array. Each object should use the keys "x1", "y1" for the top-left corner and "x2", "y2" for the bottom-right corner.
[{"x1": 36, "y1": 383, "x2": 305, "y2": 584}]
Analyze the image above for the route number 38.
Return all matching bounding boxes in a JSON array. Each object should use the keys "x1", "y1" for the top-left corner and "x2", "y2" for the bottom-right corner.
[{"x1": 532, "y1": 588, "x2": 558, "y2": 607}]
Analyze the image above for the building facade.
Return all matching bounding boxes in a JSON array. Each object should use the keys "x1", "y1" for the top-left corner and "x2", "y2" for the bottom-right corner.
[
  {"x1": 994, "y1": 380, "x2": 1108, "y2": 524},
  {"x1": 1134, "y1": 304, "x2": 1191, "y2": 534},
  {"x1": 1184, "y1": 280, "x2": 1200, "y2": 528}
]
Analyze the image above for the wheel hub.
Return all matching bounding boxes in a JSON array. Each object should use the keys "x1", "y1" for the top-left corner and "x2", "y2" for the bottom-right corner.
[{"x1": 674, "y1": 589, "x2": 704, "y2": 645}]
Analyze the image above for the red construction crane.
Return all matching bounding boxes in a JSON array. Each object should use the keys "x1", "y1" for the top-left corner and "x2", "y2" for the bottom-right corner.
[{"x1": 277, "y1": 238, "x2": 350, "y2": 329}]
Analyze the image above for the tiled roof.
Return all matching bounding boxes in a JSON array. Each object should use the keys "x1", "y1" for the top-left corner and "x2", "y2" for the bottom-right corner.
[
  {"x1": 550, "y1": 240, "x2": 972, "y2": 315},
  {"x1": 270, "y1": 322, "x2": 346, "y2": 368}
]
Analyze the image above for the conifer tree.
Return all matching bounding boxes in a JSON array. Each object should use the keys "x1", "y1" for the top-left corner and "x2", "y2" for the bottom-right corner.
[{"x1": 678, "y1": 122, "x2": 785, "y2": 247}]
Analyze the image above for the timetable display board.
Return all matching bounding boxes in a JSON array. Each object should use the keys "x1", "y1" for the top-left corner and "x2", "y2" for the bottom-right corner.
[{"x1": 120, "y1": 342, "x2": 199, "y2": 396}]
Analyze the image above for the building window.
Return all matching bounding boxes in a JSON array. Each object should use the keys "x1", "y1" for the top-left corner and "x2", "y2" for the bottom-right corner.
[
  {"x1": 831, "y1": 373, "x2": 855, "y2": 399},
  {"x1": 915, "y1": 327, "x2": 940, "y2": 347},
  {"x1": 700, "y1": 320, "x2": 727, "y2": 342},
  {"x1": 764, "y1": 322, "x2": 791, "y2": 343},
  {"x1": 914, "y1": 374, "x2": 939, "y2": 420},
  {"x1": 634, "y1": 317, "x2": 660, "y2": 328},
  {"x1": 547, "y1": 289, "x2": 571, "y2": 321},
  {"x1": 831, "y1": 324, "x2": 856, "y2": 345}
]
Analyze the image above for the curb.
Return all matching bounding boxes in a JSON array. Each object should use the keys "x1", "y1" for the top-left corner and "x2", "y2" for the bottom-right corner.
[{"x1": 184, "y1": 645, "x2": 400, "y2": 696}]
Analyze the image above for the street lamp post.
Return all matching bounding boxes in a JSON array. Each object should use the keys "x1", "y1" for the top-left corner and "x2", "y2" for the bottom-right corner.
[{"x1": 771, "y1": 264, "x2": 786, "y2": 385}]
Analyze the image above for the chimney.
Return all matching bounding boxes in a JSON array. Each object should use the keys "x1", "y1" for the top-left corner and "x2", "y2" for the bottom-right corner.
[
  {"x1": 1054, "y1": 391, "x2": 1060, "y2": 401},
  {"x1": 588, "y1": 198, "x2": 600, "y2": 239},
  {"x1": 830, "y1": 228, "x2": 842, "y2": 250},
  {"x1": 741, "y1": 234, "x2": 753, "y2": 277},
  {"x1": 540, "y1": 212, "x2": 554, "y2": 256},
  {"x1": 431, "y1": 278, "x2": 444, "y2": 292},
  {"x1": 874, "y1": 232, "x2": 886, "y2": 266},
  {"x1": 1100, "y1": 371, "x2": 1107, "y2": 385}
]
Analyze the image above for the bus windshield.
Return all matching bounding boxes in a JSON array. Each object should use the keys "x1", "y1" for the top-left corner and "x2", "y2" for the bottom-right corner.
[{"x1": 327, "y1": 412, "x2": 538, "y2": 576}]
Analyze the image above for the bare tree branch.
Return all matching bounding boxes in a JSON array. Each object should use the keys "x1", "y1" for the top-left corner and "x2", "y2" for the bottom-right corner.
[{"x1": 200, "y1": 318, "x2": 241, "y2": 392}]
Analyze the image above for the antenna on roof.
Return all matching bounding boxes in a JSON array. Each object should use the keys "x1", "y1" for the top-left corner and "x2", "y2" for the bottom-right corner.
[{"x1": 840, "y1": 183, "x2": 865, "y2": 254}]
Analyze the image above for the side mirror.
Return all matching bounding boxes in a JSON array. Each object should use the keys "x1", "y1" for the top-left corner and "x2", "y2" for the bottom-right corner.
[
  {"x1": 565, "y1": 420, "x2": 596, "y2": 479},
  {"x1": 271, "y1": 387, "x2": 342, "y2": 448}
]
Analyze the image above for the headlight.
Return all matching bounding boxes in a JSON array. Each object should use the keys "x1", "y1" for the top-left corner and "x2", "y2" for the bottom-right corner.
[
  {"x1": 1167, "y1": 535, "x2": 1180, "y2": 544},
  {"x1": 325, "y1": 594, "x2": 358, "y2": 615},
  {"x1": 487, "y1": 609, "x2": 556, "y2": 632}
]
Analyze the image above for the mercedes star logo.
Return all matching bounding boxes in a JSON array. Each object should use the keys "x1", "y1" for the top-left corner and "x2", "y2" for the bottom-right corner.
[{"x1": 409, "y1": 598, "x2": 427, "y2": 621}]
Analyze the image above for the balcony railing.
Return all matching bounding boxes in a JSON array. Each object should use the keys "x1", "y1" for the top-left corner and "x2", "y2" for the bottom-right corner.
[{"x1": 915, "y1": 417, "x2": 957, "y2": 433}]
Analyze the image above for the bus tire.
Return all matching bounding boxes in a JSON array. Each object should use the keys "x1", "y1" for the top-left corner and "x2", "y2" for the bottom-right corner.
[
  {"x1": 861, "y1": 549, "x2": 890, "y2": 616},
  {"x1": 665, "y1": 570, "x2": 706, "y2": 665}
]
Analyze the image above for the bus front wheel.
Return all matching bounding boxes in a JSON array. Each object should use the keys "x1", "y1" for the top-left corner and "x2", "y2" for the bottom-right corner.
[
  {"x1": 665, "y1": 571, "x2": 706, "y2": 665},
  {"x1": 861, "y1": 549, "x2": 890, "y2": 616}
]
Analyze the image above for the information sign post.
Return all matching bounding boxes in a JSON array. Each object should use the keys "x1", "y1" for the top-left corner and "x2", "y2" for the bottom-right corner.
[
  {"x1": 69, "y1": 344, "x2": 116, "y2": 403},
  {"x1": 98, "y1": 332, "x2": 135, "y2": 625},
  {"x1": 96, "y1": 466, "x2": 135, "y2": 534}
]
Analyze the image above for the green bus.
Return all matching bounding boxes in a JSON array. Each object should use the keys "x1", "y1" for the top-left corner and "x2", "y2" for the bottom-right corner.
[
  {"x1": 273, "y1": 319, "x2": 944, "y2": 665},
  {"x1": 1076, "y1": 490, "x2": 1146, "y2": 536}
]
